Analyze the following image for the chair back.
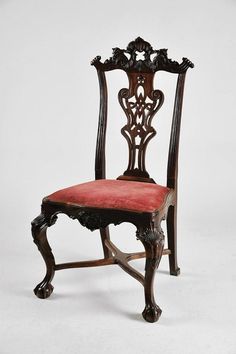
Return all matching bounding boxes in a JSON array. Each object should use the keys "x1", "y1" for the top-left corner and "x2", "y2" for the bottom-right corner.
[{"x1": 92, "y1": 37, "x2": 194, "y2": 187}]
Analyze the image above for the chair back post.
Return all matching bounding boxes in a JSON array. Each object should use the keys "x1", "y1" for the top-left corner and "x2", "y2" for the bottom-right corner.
[
  {"x1": 167, "y1": 72, "x2": 186, "y2": 190},
  {"x1": 95, "y1": 69, "x2": 108, "y2": 180}
]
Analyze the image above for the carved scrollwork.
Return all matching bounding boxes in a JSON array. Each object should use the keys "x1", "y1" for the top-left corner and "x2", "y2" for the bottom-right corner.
[
  {"x1": 69, "y1": 210, "x2": 123, "y2": 231},
  {"x1": 31, "y1": 214, "x2": 47, "y2": 233},
  {"x1": 91, "y1": 55, "x2": 101, "y2": 66},
  {"x1": 91, "y1": 37, "x2": 194, "y2": 73},
  {"x1": 31, "y1": 213, "x2": 58, "y2": 240}
]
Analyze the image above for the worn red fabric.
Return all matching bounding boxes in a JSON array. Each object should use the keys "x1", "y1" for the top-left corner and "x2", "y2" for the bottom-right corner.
[{"x1": 45, "y1": 179, "x2": 171, "y2": 213}]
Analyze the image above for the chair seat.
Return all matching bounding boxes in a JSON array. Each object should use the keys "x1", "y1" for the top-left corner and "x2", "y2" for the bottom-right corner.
[{"x1": 44, "y1": 179, "x2": 172, "y2": 213}]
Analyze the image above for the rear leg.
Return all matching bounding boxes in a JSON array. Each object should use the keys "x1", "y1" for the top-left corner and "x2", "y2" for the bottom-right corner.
[{"x1": 167, "y1": 205, "x2": 180, "y2": 276}]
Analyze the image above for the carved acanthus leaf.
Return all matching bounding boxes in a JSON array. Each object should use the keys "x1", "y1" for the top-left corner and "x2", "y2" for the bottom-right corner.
[{"x1": 136, "y1": 227, "x2": 164, "y2": 243}]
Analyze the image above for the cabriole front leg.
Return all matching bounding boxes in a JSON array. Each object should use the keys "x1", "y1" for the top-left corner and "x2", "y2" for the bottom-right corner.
[
  {"x1": 31, "y1": 213, "x2": 57, "y2": 299},
  {"x1": 137, "y1": 221, "x2": 164, "y2": 323}
]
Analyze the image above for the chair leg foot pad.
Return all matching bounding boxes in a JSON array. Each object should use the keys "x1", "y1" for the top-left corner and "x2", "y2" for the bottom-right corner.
[
  {"x1": 170, "y1": 267, "x2": 180, "y2": 276},
  {"x1": 34, "y1": 283, "x2": 54, "y2": 299},
  {"x1": 142, "y1": 304, "x2": 162, "y2": 323}
]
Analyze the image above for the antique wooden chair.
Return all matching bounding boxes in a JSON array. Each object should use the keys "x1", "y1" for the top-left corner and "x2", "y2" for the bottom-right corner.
[{"x1": 31, "y1": 37, "x2": 193, "y2": 323}]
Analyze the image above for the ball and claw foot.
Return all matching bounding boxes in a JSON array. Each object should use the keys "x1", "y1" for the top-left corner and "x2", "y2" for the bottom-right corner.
[
  {"x1": 34, "y1": 282, "x2": 54, "y2": 299},
  {"x1": 142, "y1": 304, "x2": 162, "y2": 323},
  {"x1": 170, "y1": 267, "x2": 180, "y2": 276}
]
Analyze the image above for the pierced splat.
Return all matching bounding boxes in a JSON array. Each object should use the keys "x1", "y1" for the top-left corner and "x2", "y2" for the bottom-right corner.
[{"x1": 118, "y1": 72, "x2": 164, "y2": 181}]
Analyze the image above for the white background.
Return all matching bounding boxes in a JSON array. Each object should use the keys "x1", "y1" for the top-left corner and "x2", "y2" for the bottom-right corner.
[{"x1": 0, "y1": 0, "x2": 236, "y2": 353}]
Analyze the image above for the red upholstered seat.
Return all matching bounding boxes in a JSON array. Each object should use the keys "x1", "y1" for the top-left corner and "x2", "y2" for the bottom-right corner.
[{"x1": 44, "y1": 179, "x2": 172, "y2": 213}]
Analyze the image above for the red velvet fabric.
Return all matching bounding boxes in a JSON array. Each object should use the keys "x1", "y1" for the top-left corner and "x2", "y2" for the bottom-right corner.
[{"x1": 45, "y1": 179, "x2": 171, "y2": 213}]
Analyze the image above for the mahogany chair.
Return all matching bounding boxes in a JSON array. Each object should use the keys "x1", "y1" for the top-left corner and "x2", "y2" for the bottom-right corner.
[{"x1": 31, "y1": 37, "x2": 193, "y2": 323}]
